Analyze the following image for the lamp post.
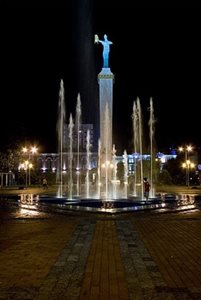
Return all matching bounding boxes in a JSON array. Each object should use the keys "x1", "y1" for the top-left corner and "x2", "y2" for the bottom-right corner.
[
  {"x1": 22, "y1": 146, "x2": 38, "y2": 186},
  {"x1": 182, "y1": 160, "x2": 195, "y2": 187},
  {"x1": 179, "y1": 145, "x2": 193, "y2": 186},
  {"x1": 19, "y1": 162, "x2": 27, "y2": 188},
  {"x1": 18, "y1": 161, "x2": 33, "y2": 188}
]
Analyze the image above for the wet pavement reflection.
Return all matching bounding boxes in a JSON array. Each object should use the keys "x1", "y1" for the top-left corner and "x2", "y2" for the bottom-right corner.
[{"x1": 0, "y1": 197, "x2": 50, "y2": 220}]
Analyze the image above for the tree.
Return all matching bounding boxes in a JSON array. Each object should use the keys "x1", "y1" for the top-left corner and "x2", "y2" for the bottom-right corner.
[
  {"x1": 0, "y1": 148, "x2": 20, "y2": 172},
  {"x1": 163, "y1": 157, "x2": 184, "y2": 184},
  {"x1": 142, "y1": 159, "x2": 160, "y2": 185},
  {"x1": 157, "y1": 169, "x2": 172, "y2": 185}
]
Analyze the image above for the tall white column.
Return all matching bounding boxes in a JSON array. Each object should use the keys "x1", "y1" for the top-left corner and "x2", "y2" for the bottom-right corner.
[{"x1": 98, "y1": 67, "x2": 114, "y2": 164}]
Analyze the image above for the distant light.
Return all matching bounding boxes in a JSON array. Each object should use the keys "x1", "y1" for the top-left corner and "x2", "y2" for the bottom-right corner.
[
  {"x1": 31, "y1": 146, "x2": 38, "y2": 154},
  {"x1": 22, "y1": 147, "x2": 28, "y2": 153},
  {"x1": 187, "y1": 145, "x2": 192, "y2": 152},
  {"x1": 161, "y1": 157, "x2": 166, "y2": 163}
]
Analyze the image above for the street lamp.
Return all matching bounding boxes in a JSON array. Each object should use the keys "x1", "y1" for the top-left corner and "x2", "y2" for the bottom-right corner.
[
  {"x1": 182, "y1": 160, "x2": 195, "y2": 187},
  {"x1": 22, "y1": 146, "x2": 38, "y2": 186},
  {"x1": 179, "y1": 145, "x2": 193, "y2": 186}
]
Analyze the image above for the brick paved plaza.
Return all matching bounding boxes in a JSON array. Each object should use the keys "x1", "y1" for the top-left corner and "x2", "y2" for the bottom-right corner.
[{"x1": 1, "y1": 198, "x2": 201, "y2": 299}]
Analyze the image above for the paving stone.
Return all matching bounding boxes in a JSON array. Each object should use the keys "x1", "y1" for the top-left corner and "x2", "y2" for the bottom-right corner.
[
  {"x1": 116, "y1": 220, "x2": 176, "y2": 299},
  {"x1": 35, "y1": 221, "x2": 95, "y2": 300}
]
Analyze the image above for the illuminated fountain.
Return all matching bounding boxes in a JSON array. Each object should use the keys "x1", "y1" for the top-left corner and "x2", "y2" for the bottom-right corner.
[
  {"x1": 123, "y1": 150, "x2": 128, "y2": 199},
  {"x1": 68, "y1": 114, "x2": 74, "y2": 199},
  {"x1": 56, "y1": 79, "x2": 66, "y2": 198},
  {"x1": 55, "y1": 92, "x2": 156, "y2": 203},
  {"x1": 132, "y1": 97, "x2": 156, "y2": 200},
  {"x1": 85, "y1": 130, "x2": 91, "y2": 198},
  {"x1": 132, "y1": 98, "x2": 144, "y2": 199},
  {"x1": 149, "y1": 97, "x2": 156, "y2": 198},
  {"x1": 132, "y1": 101, "x2": 138, "y2": 197},
  {"x1": 112, "y1": 145, "x2": 117, "y2": 199},
  {"x1": 97, "y1": 139, "x2": 101, "y2": 199},
  {"x1": 75, "y1": 94, "x2": 81, "y2": 196}
]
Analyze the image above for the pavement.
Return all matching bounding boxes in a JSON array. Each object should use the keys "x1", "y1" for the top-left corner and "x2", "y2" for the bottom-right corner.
[{"x1": 1, "y1": 191, "x2": 201, "y2": 299}]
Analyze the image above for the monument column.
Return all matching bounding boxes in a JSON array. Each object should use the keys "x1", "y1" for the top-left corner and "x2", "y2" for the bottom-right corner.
[
  {"x1": 95, "y1": 34, "x2": 114, "y2": 165},
  {"x1": 95, "y1": 34, "x2": 114, "y2": 199}
]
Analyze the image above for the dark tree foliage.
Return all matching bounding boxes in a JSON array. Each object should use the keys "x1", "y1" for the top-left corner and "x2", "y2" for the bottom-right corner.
[{"x1": 163, "y1": 157, "x2": 184, "y2": 185}]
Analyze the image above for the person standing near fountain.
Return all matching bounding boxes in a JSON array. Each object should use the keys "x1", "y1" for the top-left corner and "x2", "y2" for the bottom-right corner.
[
  {"x1": 42, "y1": 178, "x2": 48, "y2": 189},
  {"x1": 143, "y1": 178, "x2": 150, "y2": 201},
  {"x1": 95, "y1": 34, "x2": 113, "y2": 68}
]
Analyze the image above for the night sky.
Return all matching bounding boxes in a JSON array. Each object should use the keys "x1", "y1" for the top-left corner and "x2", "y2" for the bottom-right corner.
[{"x1": 1, "y1": 3, "x2": 200, "y2": 154}]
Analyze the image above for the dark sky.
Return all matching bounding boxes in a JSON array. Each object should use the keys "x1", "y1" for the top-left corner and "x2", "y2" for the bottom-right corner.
[{"x1": 1, "y1": 3, "x2": 201, "y2": 154}]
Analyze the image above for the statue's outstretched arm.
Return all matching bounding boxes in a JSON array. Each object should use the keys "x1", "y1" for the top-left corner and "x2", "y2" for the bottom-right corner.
[{"x1": 94, "y1": 34, "x2": 99, "y2": 43}]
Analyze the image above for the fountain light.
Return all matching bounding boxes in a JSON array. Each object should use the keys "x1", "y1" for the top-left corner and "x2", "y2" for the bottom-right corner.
[{"x1": 29, "y1": 163, "x2": 33, "y2": 169}]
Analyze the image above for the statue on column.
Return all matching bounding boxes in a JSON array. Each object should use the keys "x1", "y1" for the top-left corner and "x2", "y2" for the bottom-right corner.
[{"x1": 95, "y1": 34, "x2": 113, "y2": 68}]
